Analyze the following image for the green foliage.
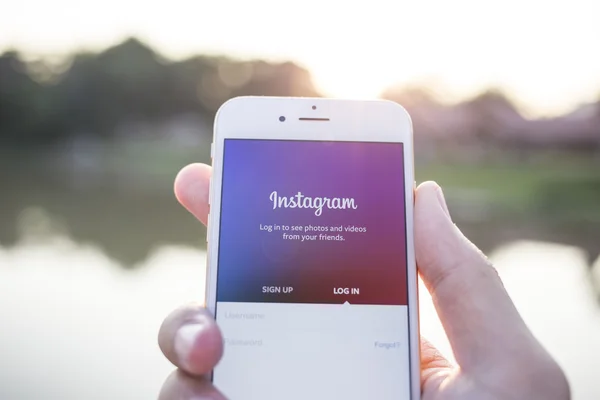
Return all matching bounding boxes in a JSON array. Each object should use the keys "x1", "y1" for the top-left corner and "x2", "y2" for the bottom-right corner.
[
  {"x1": 535, "y1": 177, "x2": 600, "y2": 221},
  {"x1": 0, "y1": 38, "x2": 321, "y2": 146}
]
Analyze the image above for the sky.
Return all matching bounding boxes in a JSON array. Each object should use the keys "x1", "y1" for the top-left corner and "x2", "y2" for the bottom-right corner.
[{"x1": 1, "y1": 0, "x2": 599, "y2": 117}]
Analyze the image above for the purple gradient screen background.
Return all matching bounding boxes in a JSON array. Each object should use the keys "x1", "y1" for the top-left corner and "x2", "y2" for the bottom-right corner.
[{"x1": 216, "y1": 139, "x2": 408, "y2": 305}]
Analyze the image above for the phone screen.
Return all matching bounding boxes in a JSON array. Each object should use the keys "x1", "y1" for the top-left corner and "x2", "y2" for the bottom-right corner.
[{"x1": 213, "y1": 139, "x2": 412, "y2": 399}]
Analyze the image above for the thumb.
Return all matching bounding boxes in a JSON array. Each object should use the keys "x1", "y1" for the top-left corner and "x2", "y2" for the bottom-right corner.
[{"x1": 415, "y1": 181, "x2": 544, "y2": 371}]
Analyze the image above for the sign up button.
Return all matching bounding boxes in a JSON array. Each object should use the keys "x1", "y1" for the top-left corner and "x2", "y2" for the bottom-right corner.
[{"x1": 262, "y1": 286, "x2": 294, "y2": 294}]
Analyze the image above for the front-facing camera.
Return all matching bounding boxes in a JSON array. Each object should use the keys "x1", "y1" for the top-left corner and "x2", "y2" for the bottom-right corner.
[
  {"x1": 312, "y1": 105, "x2": 317, "y2": 110},
  {"x1": 279, "y1": 116, "x2": 286, "y2": 122}
]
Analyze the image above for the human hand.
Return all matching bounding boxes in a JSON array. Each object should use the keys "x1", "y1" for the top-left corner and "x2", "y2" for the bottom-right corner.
[{"x1": 158, "y1": 163, "x2": 570, "y2": 400}]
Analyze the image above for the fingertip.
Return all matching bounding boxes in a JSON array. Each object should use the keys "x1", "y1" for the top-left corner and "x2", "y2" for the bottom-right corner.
[
  {"x1": 159, "y1": 304, "x2": 224, "y2": 376},
  {"x1": 415, "y1": 181, "x2": 452, "y2": 237},
  {"x1": 416, "y1": 181, "x2": 449, "y2": 215},
  {"x1": 174, "y1": 163, "x2": 212, "y2": 225},
  {"x1": 175, "y1": 318, "x2": 224, "y2": 376},
  {"x1": 174, "y1": 163, "x2": 211, "y2": 203},
  {"x1": 416, "y1": 180, "x2": 441, "y2": 192}
]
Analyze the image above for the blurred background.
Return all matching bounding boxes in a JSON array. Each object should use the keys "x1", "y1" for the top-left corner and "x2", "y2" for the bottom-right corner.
[{"x1": 0, "y1": 0, "x2": 599, "y2": 399}]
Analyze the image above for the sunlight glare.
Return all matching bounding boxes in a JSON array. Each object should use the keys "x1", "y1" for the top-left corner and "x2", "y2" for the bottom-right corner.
[{"x1": 0, "y1": 0, "x2": 599, "y2": 116}]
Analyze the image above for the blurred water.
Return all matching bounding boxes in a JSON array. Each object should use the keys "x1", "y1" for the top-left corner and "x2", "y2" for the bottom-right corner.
[{"x1": 0, "y1": 235, "x2": 598, "y2": 399}]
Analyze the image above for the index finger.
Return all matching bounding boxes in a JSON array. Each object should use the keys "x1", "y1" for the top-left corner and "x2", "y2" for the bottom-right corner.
[{"x1": 174, "y1": 163, "x2": 212, "y2": 226}]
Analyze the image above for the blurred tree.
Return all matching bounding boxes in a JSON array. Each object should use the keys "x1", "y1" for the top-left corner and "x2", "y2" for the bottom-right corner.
[
  {"x1": 1, "y1": 37, "x2": 597, "y2": 150},
  {"x1": 463, "y1": 89, "x2": 524, "y2": 141},
  {"x1": 0, "y1": 51, "x2": 44, "y2": 144},
  {"x1": 0, "y1": 38, "x2": 321, "y2": 146},
  {"x1": 54, "y1": 38, "x2": 175, "y2": 137}
]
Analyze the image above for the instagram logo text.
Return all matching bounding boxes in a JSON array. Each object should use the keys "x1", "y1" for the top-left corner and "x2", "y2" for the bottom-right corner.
[{"x1": 269, "y1": 191, "x2": 357, "y2": 216}]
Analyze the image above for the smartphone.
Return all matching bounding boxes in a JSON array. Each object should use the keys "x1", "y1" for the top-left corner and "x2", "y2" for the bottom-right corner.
[{"x1": 206, "y1": 96, "x2": 419, "y2": 400}]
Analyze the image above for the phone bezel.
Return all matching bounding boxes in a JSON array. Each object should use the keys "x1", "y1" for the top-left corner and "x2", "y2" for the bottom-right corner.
[{"x1": 206, "y1": 96, "x2": 420, "y2": 399}]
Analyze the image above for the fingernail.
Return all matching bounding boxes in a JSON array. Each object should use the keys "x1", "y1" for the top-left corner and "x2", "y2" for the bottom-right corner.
[
  {"x1": 174, "y1": 321, "x2": 206, "y2": 369},
  {"x1": 435, "y1": 186, "x2": 451, "y2": 219}
]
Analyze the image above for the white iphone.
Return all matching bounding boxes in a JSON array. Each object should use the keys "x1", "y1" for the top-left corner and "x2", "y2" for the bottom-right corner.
[{"x1": 205, "y1": 96, "x2": 419, "y2": 400}]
